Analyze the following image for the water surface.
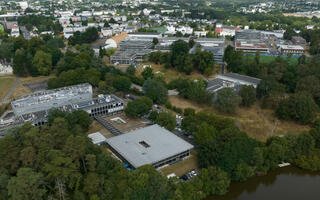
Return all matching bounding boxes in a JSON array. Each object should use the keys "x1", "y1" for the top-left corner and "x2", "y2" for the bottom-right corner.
[{"x1": 210, "y1": 167, "x2": 320, "y2": 200}]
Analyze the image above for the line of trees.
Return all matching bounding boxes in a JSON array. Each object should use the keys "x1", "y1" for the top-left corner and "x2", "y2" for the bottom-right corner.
[
  {"x1": 182, "y1": 110, "x2": 320, "y2": 182},
  {"x1": 68, "y1": 27, "x2": 99, "y2": 45},
  {"x1": 0, "y1": 35, "x2": 64, "y2": 76},
  {"x1": 18, "y1": 15, "x2": 63, "y2": 33},
  {"x1": 149, "y1": 40, "x2": 215, "y2": 75}
]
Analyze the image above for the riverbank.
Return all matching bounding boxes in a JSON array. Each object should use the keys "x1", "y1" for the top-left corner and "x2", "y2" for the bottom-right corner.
[{"x1": 210, "y1": 166, "x2": 320, "y2": 200}]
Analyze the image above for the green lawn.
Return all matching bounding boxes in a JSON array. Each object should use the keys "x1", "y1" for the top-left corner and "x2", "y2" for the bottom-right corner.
[
  {"x1": 245, "y1": 55, "x2": 299, "y2": 66},
  {"x1": 0, "y1": 77, "x2": 15, "y2": 99},
  {"x1": 0, "y1": 24, "x2": 4, "y2": 33},
  {"x1": 150, "y1": 26, "x2": 167, "y2": 33}
]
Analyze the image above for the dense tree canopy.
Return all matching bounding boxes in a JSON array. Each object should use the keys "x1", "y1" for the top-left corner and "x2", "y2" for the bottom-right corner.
[
  {"x1": 239, "y1": 85, "x2": 256, "y2": 107},
  {"x1": 276, "y1": 92, "x2": 318, "y2": 124},
  {"x1": 68, "y1": 27, "x2": 99, "y2": 45},
  {"x1": 143, "y1": 79, "x2": 168, "y2": 104},
  {"x1": 214, "y1": 88, "x2": 241, "y2": 114},
  {"x1": 125, "y1": 97, "x2": 153, "y2": 118}
]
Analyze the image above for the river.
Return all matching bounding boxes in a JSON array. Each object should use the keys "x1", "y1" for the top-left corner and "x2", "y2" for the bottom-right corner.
[{"x1": 210, "y1": 166, "x2": 320, "y2": 200}]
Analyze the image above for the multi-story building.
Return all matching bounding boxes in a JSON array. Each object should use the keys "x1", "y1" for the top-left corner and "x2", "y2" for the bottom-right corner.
[
  {"x1": 278, "y1": 44, "x2": 305, "y2": 55},
  {"x1": 3, "y1": 83, "x2": 124, "y2": 127},
  {"x1": 195, "y1": 38, "x2": 226, "y2": 64},
  {"x1": 235, "y1": 30, "x2": 270, "y2": 53},
  {"x1": 111, "y1": 39, "x2": 154, "y2": 65}
]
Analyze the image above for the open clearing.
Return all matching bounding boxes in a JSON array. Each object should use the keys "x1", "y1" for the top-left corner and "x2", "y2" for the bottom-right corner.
[
  {"x1": 0, "y1": 76, "x2": 15, "y2": 100},
  {"x1": 136, "y1": 62, "x2": 214, "y2": 83},
  {"x1": 160, "y1": 151, "x2": 198, "y2": 177},
  {"x1": 104, "y1": 113, "x2": 149, "y2": 133},
  {"x1": 169, "y1": 96, "x2": 310, "y2": 141},
  {"x1": 88, "y1": 120, "x2": 114, "y2": 138},
  {"x1": 12, "y1": 76, "x2": 53, "y2": 99}
]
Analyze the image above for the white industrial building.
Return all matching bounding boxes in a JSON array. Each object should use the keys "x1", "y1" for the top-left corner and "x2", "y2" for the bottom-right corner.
[
  {"x1": 106, "y1": 124, "x2": 194, "y2": 169},
  {"x1": 88, "y1": 132, "x2": 107, "y2": 145},
  {"x1": 6, "y1": 83, "x2": 124, "y2": 126},
  {"x1": 206, "y1": 73, "x2": 261, "y2": 93}
]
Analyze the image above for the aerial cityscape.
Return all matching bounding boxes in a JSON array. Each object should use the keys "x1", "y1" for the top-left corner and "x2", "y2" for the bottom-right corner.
[{"x1": 0, "y1": 0, "x2": 320, "y2": 199}]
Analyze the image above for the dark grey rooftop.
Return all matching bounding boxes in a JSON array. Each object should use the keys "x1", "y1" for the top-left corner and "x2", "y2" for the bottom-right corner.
[
  {"x1": 220, "y1": 73, "x2": 261, "y2": 85},
  {"x1": 106, "y1": 124, "x2": 194, "y2": 168}
]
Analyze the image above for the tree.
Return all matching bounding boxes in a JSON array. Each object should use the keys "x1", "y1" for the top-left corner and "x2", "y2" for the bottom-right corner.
[
  {"x1": 83, "y1": 173, "x2": 100, "y2": 195},
  {"x1": 192, "y1": 50, "x2": 214, "y2": 75},
  {"x1": 69, "y1": 27, "x2": 99, "y2": 45},
  {"x1": 126, "y1": 65, "x2": 136, "y2": 75},
  {"x1": 152, "y1": 38, "x2": 159, "y2": 45},
  {"x1": 125, "y1": 165, "x2": 172, "y2": 200},
  {"x1": 214, "y1": 88, "x2": 241, "y2": 114},
  {"x1": 143, "y1": 79, "x2": 168, "y2": 104},
  {"x1": 239, "y1": 85, "x2": 256, "y2": 107},
  {"x1": 295, "y1": 153, "x2": 320, "y2": 171},
  {"x1": 295, "y1": 75, "x2": 320, "y2": 105},
  {"x1": 112, "y1": 76, "x2": 131, "y2": 92},
  {"x1": 276, "y1": 93, "x2": 318, "y2": 124},
  {"x1": 13, "y1": 48, "x2": 33, "y2": 76},
  {"x1": 294, "y1": 134, "x2": 315, "y2": 156},
  {"x1": 174, "y1": 78, "x2": 212, "y2": 104},
  {"x1": 155, "y1": 112, "x2": 176, "y2": 131},
  {"x1": 141, "y1": 67, "x2": 154, "y2": 80},
  {"x1": 7, "y1": 168, "x2": 47, "y2": 200},
  {"x1": 33, "y1": 50, "x2": 52, "y2": 75},
  {"x1": 232, "y1": 162, "x2": 255, "y2": 182},
  {"x1": 223, "y1": 45, "x2": 243, "y2": 72},
  {"x1": 170, "y1": 40, "x2": 191, "y2": 73},
  {"x1": 125, "y1": 97, "x2": 153, "y2": 117},
  {"x1": 195, "y1": 167, "x2": 230, "y2": 196}
]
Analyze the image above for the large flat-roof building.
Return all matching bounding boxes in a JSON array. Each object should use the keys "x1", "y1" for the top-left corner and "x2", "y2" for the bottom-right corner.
[
  {"x1": 128, "y1": 32, "x2": 162, "y2": 41},
  {"x1": 206, "y1": 73, "x2": 261, "y2": 93},
  {"x1": 195, "y1": 38, "x2": 226, "y2": 64},
  {"x1": 12, "y1": 83, "x2": 93, "y2": 116},
  {"x1": 111, "y1": 39, "x2": 154, "y2": 65},
  {"x1": 155, "y1": 37, "x2": 190, "y2": 51},
  {"x1": 5, "y1": 83, "x2": 124, "y2": 127},
  {"x1": 106, "y1": 124, "x2": 194, "y2": 169}
]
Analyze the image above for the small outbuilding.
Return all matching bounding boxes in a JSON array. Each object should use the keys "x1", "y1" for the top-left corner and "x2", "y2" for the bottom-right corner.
[{"x1": 88, "y1": 132, "x2": 107, "y2": 145}]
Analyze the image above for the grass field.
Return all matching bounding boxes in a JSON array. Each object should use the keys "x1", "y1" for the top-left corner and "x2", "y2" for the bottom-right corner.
[
  {"x1": 0, "y1": 76, "x2": 15, "y2": 100},
  {"x1": 12, "y1": 76, "x2": 53, "y2": 99},
  {"x1": 169, "y1": 96, "x2": 310, "y2": 141},
  {"x1": 245, "y1": 55, "x2": 299, "y2": 66},
  {"x1": 136, "y1": 62, "x2": 213, "y2": 83}
]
